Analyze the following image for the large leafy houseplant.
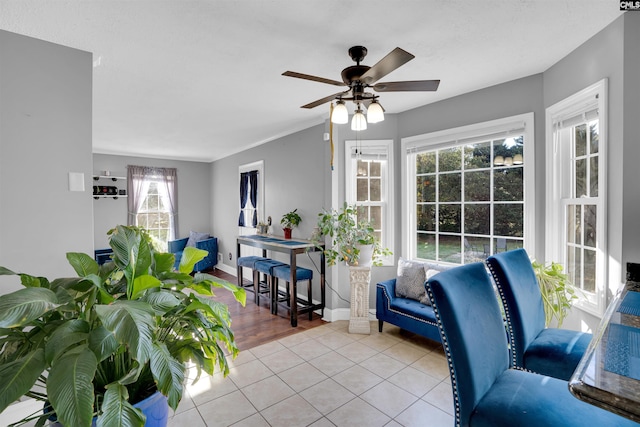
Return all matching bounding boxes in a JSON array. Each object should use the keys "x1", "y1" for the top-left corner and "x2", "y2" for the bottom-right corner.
[
  {"x1": 532, "y1": 260, "x2": 578, "y2": 327},
  {"x1": 0, "y1": 225, "x2": 245, "y2": 427},
  {"x1": 314, "y1": 203, "x2": 391, "y2": 267}
]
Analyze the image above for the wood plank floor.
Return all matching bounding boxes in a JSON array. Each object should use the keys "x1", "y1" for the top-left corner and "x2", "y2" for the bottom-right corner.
[{"x1": 209, "y1": 268, "x2": 327, "y2": 351}]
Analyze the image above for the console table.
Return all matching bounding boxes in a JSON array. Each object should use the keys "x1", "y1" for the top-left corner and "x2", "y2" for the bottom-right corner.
[
  {"x1": 569, "y1": 264, "x2": 640, "y2": 422},
  {"x1": 236, "y1": 235, "x2": 325, "y2": 327}
]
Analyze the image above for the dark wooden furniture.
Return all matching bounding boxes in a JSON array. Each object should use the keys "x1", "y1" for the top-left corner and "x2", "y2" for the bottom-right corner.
[{"x1": 237, "y1": 235, "x2": 325, "y2": 327}]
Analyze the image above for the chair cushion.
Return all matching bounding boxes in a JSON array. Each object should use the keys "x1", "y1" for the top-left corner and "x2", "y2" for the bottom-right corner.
[
  {"x1": 254, "y1": 259, "x2": 287, "y2": 274},
  {"x1": 186, "y1": 230, "x2": 209, "y2": 247},
  {"x1": 273, "y1": 265, "x2": 313, "y2": 281},
  {"x1": 524, "y1": 328, "x2": 593, "y2": 381},
  {"x1": 471, "y1": 369, "x2": 638, "y2": 427},
  {"x1": 389, "y1": 297, "x2": 436, "y2": 321},
  {"x1": 237, "y1": 256, "x2": 268, "y2": 268}
]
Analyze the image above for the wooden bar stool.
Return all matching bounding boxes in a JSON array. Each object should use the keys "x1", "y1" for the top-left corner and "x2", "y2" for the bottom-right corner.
[
  {"x1": 272, "y1": 265, "x2": 313, "y2": 320},
  {"x1": 254, "y1": 259, "x2": 287, "y2": 311},
  {"x1": 236, "y1": 256, "x2": 268, "y2": 303}
]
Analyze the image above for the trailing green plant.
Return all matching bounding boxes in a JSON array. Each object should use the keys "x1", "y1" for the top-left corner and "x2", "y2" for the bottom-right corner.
[
  {"x1": 280, "y1": 209, "x2": 302, "y2": 229},
  {"x1": 532, "y1": 260, "x2": 578, "y2": 327},
  {"x1": 0, "y1": 225, "x2": 245, "y2": 427},
  {"x1": 313, "y1": 203, "x2": 392, "y2": 267}
]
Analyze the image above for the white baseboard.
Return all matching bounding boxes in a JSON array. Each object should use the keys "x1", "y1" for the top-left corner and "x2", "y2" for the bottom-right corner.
[{"x1": 215, "y1": 262, "x2": 237, "y2": 276}]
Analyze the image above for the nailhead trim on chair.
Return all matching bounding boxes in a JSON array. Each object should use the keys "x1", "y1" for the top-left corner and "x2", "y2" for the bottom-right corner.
[
  {"x1": 376, "y1": 284, "x2": 439, "y2": 327},
  {"x1": 486, "y1": 261, "x2": 521, "y2": 370},
  {"x1": 426, "y1": 285, "x2": 462, "y2": 427}
]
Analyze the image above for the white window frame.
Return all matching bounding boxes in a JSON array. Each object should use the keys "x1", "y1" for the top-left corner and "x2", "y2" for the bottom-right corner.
[
  {"x1": 238, "y1": 160, "x2": 264, "y2": 235},
  {"x1": 401, "y1": 113, "x2": 535, "y2": 262},
  {"x1": 136, "y1": 180, "x2": 172, "y2": 251},
  {"x1": 345, "y1": 139, "x2": 394, "y2": 266},
  {"x1": 545, "y1": 79, "x2": 608, "y2": 317}
]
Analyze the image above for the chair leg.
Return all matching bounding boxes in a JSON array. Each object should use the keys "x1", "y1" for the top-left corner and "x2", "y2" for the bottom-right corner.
[
  {"x1": 307, "y1": 280, "x2": 313, "y2": 320},
  {"x1": 378, "y1": 320, "x2": 384, "y2": 332},
  {"x1": 252, "y1": 269, "x2": 260, "y2": 305},
  {"x1": 271, "y1": 277, "x2": 277, "y2": 315}
]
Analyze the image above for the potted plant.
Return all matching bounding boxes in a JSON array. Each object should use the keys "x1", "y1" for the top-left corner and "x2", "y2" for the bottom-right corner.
[
  {"x1": 314, "y1": 203, "x2": 391, "y2": 267},
  {"x1": 532, "y1": 260, "x2": 578, "y2": 327},
  {"x1": 0, "y1": 225, "x2": 245, "y2": 427},
  {"x1": 280, "y1": 209, "x2": 301, "y2": 239}
]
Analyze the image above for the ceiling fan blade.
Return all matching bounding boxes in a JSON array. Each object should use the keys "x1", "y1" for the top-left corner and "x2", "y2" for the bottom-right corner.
[
  {"x1": 301, "y1": 91, "x2": 349, "y2": 109},
  {"x1": 373, "y1": 80, "x2": 440, "y2": 92},
  {"x1": 360, "y1": 47, "x2": 415, "y2": 84},
  {"x1": 282, "y1": 71, "x2": 346, "y2": 87}
]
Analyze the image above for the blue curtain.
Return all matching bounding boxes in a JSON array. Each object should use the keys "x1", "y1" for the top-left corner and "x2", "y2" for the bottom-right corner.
[
  {"x1": 238, "y1": 172, "x2": 249, "y2": 226},
  {"x1": 249, "y1": 171, "x2": 258, "y2": 227}
]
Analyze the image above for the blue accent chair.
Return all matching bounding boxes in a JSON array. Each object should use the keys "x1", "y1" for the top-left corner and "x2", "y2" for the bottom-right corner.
[
  {"x1": 168, "y1": 236, "x2": 218, "y2": 273},
  {"x1": 426, "y1": 263, "x2": 636, "y2": 427},
  {"x1": 486, "y1": 248, "x2": 591, "y2": 381},
  {"x1": 375, "y1": 262, "x2": 451, "y2": 343}
]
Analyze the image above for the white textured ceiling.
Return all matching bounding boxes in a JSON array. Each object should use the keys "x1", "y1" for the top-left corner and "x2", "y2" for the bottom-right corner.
[{"x1": 0, "y1": 1, "x2": 623, "y2": 162}]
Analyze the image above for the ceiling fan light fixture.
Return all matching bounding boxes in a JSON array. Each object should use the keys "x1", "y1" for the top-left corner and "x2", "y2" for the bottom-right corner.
[
  {"x1": 351, "y1": 106, "x2": 367, "y2": 131},
  {"x1": 331, "y1": 100, "x2": 349, "y2": 124},
  {"x1": 367, "y1": 100, "x2": 384, "y2": 123}
]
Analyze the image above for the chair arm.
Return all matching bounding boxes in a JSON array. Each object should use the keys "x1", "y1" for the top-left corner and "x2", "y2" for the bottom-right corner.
[
  {"x1": 168, "y1": 237, "x2": 188, "y2": 254},
  {"x1": 376, "y1": 278, "x2": 397, "y2": 313},
  {"x1": 195, "y1": 237, "x2": 218, "y2": 271},
  {"x1": 196, "y1": 237, "x2": 217, "y2": 254}
]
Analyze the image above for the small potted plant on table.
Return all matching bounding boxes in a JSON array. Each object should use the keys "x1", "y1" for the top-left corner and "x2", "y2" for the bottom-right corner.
[
  {"x1": 280, "y1": 209, "x2": 302, "y2": 239},
  {"x1": 0, "y1": 225, "x2": 245, "y2": 427}
]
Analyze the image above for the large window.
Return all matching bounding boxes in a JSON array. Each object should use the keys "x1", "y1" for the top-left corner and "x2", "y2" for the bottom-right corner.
[
  {"x1": 345, "y1": 140, "x2": 393, "y2": 265},
  {"x1": 402, "y1": 114, "x2": 534, "y2": 264},
  {"x1": 546, "y1": 80, "x2": 607, "y2": 316}
]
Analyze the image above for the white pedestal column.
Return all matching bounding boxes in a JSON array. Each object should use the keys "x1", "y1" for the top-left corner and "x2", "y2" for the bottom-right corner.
[{"x1": 349, "y1": 265, "x2": 371, "y2": 334}]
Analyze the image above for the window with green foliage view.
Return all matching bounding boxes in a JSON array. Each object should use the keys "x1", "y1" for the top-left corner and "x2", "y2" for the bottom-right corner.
[
  {"x1": 403, "y1": 114, "x2": 534, "y2": 265},
  {"x1": 414, "y1": 137, "x2": 524, "y2": 263}
]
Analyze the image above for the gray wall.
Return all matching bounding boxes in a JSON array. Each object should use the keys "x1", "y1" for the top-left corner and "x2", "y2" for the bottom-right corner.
[
  {"x1": 0, "y1": 30, "x2": 93, "y2": 292},
  {"x1": 211, "y1": 123, "x2": 328, "y2": 303},
  {"x1": 542, "y1": 13, "x2": 637, "y2": 330},
  {"x1": 399, "y1": 74, "x2": 546, "y2": 259},
  {"x1": 622, "y1": 13, "x2": 640, "y2": 273},
  {"x1": 92, "y1": 154, "x2": 212, "y2": 249}
]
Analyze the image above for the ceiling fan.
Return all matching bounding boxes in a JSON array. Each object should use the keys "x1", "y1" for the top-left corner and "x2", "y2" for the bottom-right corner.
[{"x1": 282, "y1": 46, "x2": 440, "y2": 129}]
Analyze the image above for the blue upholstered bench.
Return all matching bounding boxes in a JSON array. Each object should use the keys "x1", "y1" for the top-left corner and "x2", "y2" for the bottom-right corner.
[{"x1": 376, "y1": 259, "x2": 452, "y2": 342}]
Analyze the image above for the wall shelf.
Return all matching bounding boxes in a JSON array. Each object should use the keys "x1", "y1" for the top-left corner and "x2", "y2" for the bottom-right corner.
[{"x1": 93, "y1": 175, "x2": 127, "y2": 199}]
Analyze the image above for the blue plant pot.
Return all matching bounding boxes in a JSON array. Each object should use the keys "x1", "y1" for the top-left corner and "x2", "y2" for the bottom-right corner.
[
  {"x1": 46, "y1": 391, "x2": 169, "y2": 427},
  {"x1": 133, "y1": 391, "x2": 169, "y2": 427}
]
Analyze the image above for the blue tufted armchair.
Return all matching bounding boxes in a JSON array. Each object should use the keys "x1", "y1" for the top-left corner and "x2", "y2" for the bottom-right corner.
[{"x1": 168, "y1": 235, "x2": 218, "y2": 273}]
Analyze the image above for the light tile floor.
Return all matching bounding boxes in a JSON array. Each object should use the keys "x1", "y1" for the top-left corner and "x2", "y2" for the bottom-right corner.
[{"x1": 170, "y1": 321, "x2": 454, "y2": 427}]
